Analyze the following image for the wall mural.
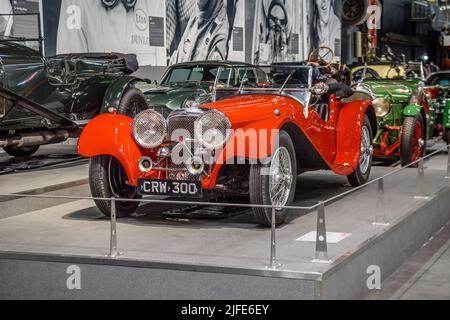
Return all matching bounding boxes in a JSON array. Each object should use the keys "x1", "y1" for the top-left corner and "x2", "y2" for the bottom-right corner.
[
  {"x1": 166, "y1": 0, "x2": 245, "y2": 64},
  {"x1": 39, "y1": 0, "x2": 341, "y2": 66},
  {"x1": 0, "y1": 0, "x2": 13, "y2": 37},
  {"x1": 1, "y1": 0, "x2": 41, "y2": 51}
]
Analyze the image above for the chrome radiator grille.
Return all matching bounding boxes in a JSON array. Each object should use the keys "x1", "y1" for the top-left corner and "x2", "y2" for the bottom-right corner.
[
  {"x1": 166, "y1": 111, "x2": 205, "y2": 181},
  {"x1": 167, "y1": 114, "x2": 197, "y2": 142}
]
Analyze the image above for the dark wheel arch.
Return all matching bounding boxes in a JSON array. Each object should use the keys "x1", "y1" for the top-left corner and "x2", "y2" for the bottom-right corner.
[
  {"x1": 280, "y1": 122, "x2": 330, "y2": 172},
  {"x1": 100, "y1": 76, "x2": 145, "y2": 113},
  {"x1": 117, "y1": 87, "x2": 148, "y2": 118}
]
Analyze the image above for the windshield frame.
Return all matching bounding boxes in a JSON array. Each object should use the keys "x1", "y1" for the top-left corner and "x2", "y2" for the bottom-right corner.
[
  {"x1": 213, "y1": 65, "x2": 313, "y2": 119},
  {"x1": 358, "y1": 62, "x2": 425, "y2": 82},
  {"x1": 159, "y1": 63, "x2": 267, "y2": 87}
]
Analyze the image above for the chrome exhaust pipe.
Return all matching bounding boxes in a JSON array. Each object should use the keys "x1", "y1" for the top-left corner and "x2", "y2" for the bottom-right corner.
[{"x1": 0, "y1": 129, "x2": 69, "y2": 148}]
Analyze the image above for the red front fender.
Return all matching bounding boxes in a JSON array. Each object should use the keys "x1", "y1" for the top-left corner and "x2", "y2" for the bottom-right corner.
[
  {"x1": 78, "y1": 113, "x2": 144, "y2": 186},
  {"x1": 333, "y1": 100, "x2": 376, "y2": 173}
]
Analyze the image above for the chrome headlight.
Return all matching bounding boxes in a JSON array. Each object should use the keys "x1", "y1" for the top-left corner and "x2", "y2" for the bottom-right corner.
[
  {"x1": 373, "y1": 97, "x2": 391, "y2": 117},
  {"x1": 183, "y1": 97, "x2": 200, "y2": 109},
  {"x1": 132, "y1": 110, "x2": 167, "y2": 149},
  {"x1": 194, "y1": 110, "x2": 231, "y2": 149}
]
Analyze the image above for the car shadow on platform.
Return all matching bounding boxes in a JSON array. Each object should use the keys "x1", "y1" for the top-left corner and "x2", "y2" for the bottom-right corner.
[{"x1": 62, "y1": 171, "x2": 354, "y2": 229}]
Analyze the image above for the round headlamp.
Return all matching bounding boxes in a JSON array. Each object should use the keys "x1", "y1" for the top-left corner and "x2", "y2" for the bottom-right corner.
[
  {"x1": 132, "y1": 109, "x2": 167, "y2": 149},
  {"x1": 183, "y1": 97, "x2": 200, "y2": 109},
  {"x1": 194, "y1": 110, "x2": 231, "y2": 149},
  {"x1": 373, "y1": 97, "x2": 391, "y2": 117}
]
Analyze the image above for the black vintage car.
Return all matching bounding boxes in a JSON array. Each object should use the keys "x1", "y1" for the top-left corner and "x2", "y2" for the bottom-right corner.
[{"x1": 0, "y1": 41, "x2": 148, "y2": 157}]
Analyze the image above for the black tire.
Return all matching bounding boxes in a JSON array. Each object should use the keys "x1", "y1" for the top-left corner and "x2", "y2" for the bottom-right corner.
[
  {"x1": 342, "y1": 0, "x2": 370, "y2": 26},
  {"x1": 117, "y1": 87, "x2": 148, "y2": 118},
  {"x1": 89, "y1": 155, "x2": 141, "y2": 218},
  {"x1": 347, "y1": 115, "x2": 373, "y2": 186},
  {"x1": 400, "y1": 114, "x2": 426, "y2": 167},
  {"x1": 249, "y1": 131, "x2": 297, "y2": 227},
  {"x1": 3, "y1": 145, "x2": 40, "y2": 157}
]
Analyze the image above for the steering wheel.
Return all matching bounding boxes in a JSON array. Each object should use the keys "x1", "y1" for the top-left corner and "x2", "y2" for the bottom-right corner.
[{"x1": 308, "y1": 46, "x2": 335, "y2": 68}]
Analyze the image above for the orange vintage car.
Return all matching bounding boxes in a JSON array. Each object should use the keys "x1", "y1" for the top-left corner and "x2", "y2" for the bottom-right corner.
[{"x1": 78, "y1": 65, "x2": 377, "y2": 226}]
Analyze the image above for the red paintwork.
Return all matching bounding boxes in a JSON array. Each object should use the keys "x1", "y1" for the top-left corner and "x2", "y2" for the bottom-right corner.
[
  {"x1": 78, "y1": 92, "x2": 375, "y2": 189},
  {"x1": 374, "y1": 126, "x2": 401, "y2": 157},
  {"x1": 78, "y1": 114, "x2": 159, "y2": 186},
  {"x1": 424, "y1": 87, "x2": 440, "y2": 100}
]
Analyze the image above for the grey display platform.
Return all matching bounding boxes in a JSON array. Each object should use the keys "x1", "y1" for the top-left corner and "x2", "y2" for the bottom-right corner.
[{"x1": 0, "y1": 154, "x2": 449, "y2": 299}]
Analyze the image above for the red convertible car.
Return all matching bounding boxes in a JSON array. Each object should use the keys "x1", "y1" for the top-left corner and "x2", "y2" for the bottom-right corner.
[{"x1": 78, "y1": 65, "x2": 377, "y2": 226}]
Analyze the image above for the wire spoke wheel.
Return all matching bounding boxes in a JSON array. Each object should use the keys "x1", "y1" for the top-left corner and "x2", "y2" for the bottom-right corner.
[
  {"x1": 401, "y1": 113, "x2": 426, "y2": 167},
  {"x1": 359, "y1": 125, "x2": 373, "y2": 174},
  {"x1": 347, "y1": 115, "x2": 374, "y2": 186},
  {"x1": 249, "y1": 131, "x2": 297, "y2": 227},
  {"x1": 269, "y1": 146, "x2": 293, "y2": 210}
]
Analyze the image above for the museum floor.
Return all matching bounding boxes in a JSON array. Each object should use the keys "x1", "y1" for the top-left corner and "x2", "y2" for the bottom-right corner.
[{"x1": 1, "y1": 144, "x2": 449, "y2": 299}]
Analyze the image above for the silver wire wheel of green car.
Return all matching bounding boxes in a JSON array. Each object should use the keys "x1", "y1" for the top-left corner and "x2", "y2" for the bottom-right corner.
[{"x1": 249, "y1": 131, "x2": 297, "y2": 227}]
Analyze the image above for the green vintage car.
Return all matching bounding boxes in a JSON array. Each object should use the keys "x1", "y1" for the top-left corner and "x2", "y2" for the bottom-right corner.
[
  {"x1": 0, "y1": 41, "x2": 148, "y2": 157},
  {"x1": 354, "y1": 62, "x2": 436, "y2": 166},
  {"x1": 423, "y1": 71, "x2": 450, "y2": 142},
  {"x1": 144, "y1": 61, "x2": 269, "y2": 116}
]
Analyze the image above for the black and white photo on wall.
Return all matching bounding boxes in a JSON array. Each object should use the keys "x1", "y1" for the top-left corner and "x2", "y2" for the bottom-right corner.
[
  {"x1": 166, "y1": 0, "x2": 244, "y2": 64},
  {"x1": 249, "y1": 0, "x2": 341, "y2": 64},
  {"x1": 52, "y1": 0, "x2": 166, "y2": 66},
  {"x1": 1, "y1": 0, "x2": 40, "y2": 51},
  {"x1": 38, "y1": 0, "x2": 341, "y2": 66},
  {"x1": 310, "y1": 0, "x2": 341, "y2": 57}
]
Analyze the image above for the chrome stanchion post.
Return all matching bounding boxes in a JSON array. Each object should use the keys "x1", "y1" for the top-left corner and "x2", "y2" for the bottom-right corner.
[
  {"x1": 445, "y1": 145, "x2": 450, "y2": 179},
  {"x1": 107, "y1": 197, "x2": 122, "y2": 258},
  {"x1": 266, "y1": 207, "x2": 281, "y2": 269},
  {"x1": 312, "y1": 202, "x2": 331, "y2": 264},
  {"x1": 415, "y1": 159, "x2": 429, "y2": 200},
  {"x1": 373, "y1": 178, "x2": 389, "y2": 226}
]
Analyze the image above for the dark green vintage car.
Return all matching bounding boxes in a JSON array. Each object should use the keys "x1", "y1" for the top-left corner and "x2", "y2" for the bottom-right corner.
[
  {"x1": 423, "y1": 71, "x2": 450, "y2": 142},
  {"x1": 354, "y1": 63, "x2": 437, "y2": 166},
  {"x1": 0, "y1": 41, "x2": 148, "y2": 157},
  {"x1": 144, "y1": 61, "x2": 269, "y2": 116}
]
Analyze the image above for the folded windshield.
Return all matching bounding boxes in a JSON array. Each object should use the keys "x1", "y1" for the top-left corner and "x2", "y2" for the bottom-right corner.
[{"x1": 161, "y1": 64, "x2": 269, "y2": 88}]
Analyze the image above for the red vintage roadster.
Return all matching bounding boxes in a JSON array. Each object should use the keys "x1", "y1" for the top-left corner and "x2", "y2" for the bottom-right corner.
[{"x1": 78, "y1": 65, "x2": 377, "y2": 226}]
